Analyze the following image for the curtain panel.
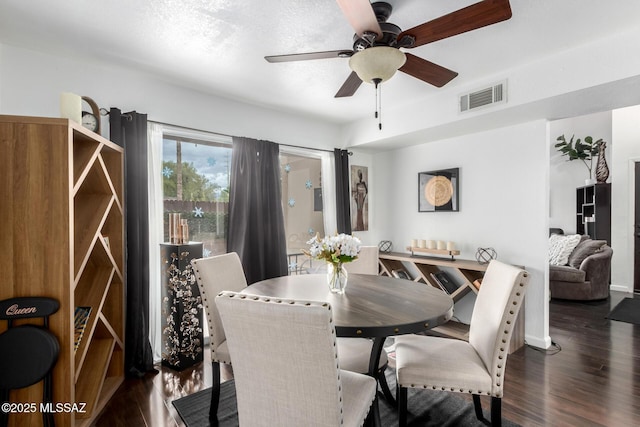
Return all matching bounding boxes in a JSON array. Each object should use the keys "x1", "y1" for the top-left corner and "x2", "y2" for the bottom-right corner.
[
  {"x1": 227, "y1": 137, "x2": 288, "y2": 284},
  {"x1": 147, "y1": 123, "x2": 164, "y2": 363},
  {"x1": 320, "y1": 151, "x2": 337, "y2": 236},
  {"x1": 334, "y1": 148, "x2": 352, "y2": 235},
  {"x1": 109, "y1": 108, "x2": 155, "y2": 377}
]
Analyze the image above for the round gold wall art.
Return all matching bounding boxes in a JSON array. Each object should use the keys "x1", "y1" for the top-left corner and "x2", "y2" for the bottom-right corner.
[{"x1": 424, "y1": 176, "x2": 454, "y2": 207}]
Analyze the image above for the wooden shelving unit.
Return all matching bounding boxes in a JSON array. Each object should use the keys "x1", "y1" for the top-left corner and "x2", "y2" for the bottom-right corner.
[
  {"x1": 379, "y1": 251, "x2": 524, "y2": 353},
  {"x1": 0, "y1": 115, "x2": 124, "y2": 426}
]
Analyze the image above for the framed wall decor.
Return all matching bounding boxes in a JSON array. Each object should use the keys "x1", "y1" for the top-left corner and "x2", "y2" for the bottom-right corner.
[
  {"x1": 351, "y1": 165, "x2": 369, "y2": 231},
  {"x1": 314, "y1": 188, "x2": 323, "y2": 212},
  {"x1": 418, "y1": 168, "x2": 459, "y2": 212}
]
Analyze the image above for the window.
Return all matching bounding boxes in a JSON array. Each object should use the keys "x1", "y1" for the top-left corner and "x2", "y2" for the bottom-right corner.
[
  {"x1": 162, "y1": 134, "x2": 231, "y2": 257},
  {"x1": 161, "y1": 133, "x2": 325, "y2": 265}
]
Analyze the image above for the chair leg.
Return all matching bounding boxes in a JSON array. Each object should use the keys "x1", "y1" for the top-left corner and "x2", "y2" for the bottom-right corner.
[
  {"x1": 491, "y1": 397, "x2": 502, "y2": 427},
  {"x1": 43, "y1": 372, "x2": 55, "y2": 427},
  {"x1": 367, "y1": 394, "x2": 380, "y2": 427},
  {"x1": 210, "y1": 362, "x2": 221, "y2": 421},
  {"x1": 472, "y1": 394, "x2": 483, "y2": 421},
  {"x1": 377, "y1": 366, "x2": 396, "y2": 407},
  {"x1": 398, "y1": 386, "x2": 408, "y2": 426},
  {"x1": 1, "y1": 389, "x2": 9, "y2": 427}
]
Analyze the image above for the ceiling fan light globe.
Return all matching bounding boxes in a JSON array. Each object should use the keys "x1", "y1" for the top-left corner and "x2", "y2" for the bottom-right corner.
[{"x1": 349, "y1": 46, "x2": 406, "y2": 84}]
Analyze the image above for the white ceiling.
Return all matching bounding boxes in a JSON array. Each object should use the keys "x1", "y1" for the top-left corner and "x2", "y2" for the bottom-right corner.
[{"x1": 1, "y1": 0, "x2": 640, "y2": 125}]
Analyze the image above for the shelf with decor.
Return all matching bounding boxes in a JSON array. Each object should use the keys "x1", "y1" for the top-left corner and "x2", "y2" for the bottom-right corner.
[
  {"x1": 576, "y1": 183, "x2": 611, "y2": 244},
  {"x1": 0, "y1": 115, "x2": 124, "y2": 426},
  {"x1": 378, "y1": 251, "x2": 524, "y2": 353},
  {"x1": 406, "y1": 246, "x2": 461, "y2": 261}
]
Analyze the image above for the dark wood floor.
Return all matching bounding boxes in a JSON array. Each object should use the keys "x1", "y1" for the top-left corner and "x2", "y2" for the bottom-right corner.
[{"x1": 96, "y1": 291, "x2": 640, "y2": 426}]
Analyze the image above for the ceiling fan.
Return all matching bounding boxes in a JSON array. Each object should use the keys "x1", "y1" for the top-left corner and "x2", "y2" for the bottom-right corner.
[{"x1": 265, "y1": 0, "x2": 512, "y2": 98}]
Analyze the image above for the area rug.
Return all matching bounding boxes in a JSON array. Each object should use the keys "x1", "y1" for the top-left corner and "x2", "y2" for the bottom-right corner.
[
  {"x1": 606, "y1": 297, "x2": 640, "y2": 325},
  {"x1": 173, "y1": 369, "x2": 521, "y2": 427}
]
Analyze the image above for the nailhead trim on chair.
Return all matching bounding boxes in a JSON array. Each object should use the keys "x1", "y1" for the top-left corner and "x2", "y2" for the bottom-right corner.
[
  {"x1": 216, "y1": 291, "x2": 368, "y2": 426},
  {"x1": 191, "y1": 263, "x2": 231, "y2": 364},
  {"x1": 489, "y1": 273, "x2": 528, "y2": 399},
  {"x1": 397, "y1": 271, "x2": 529, "y2": 401}
]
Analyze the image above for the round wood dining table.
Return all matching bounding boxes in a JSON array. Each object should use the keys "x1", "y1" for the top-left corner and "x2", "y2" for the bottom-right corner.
[{"x1": 243, "y1": 273, "x2": 454, "y2": 426}]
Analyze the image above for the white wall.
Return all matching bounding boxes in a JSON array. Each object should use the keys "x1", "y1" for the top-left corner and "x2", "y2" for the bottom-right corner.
[
  {"x1": 371, "y1": 121, "x2": 550, "y2": 348},
  {"x1": 0, "y1": 44, "x2": 339, "y2": 150},
  {"x1": 0, "y1": 44, "x2": 3, "y2": 112},
  {"x1": 611, "y1": 105, "x2": 640, "y2": 291}
]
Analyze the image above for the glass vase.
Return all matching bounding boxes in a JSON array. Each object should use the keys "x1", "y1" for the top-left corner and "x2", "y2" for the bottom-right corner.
[{"x1": 327, "y1": 262, "x2": 348, "y2": 294}]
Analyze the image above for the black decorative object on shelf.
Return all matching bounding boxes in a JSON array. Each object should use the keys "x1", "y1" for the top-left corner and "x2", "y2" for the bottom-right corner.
[
  {"x1": 430, "y1": 271, "x2": 459, "y2": 295},
  {"x1": 378, "y1": 240, "x2": 393, "y2": 253},
  {"x1": 476, "y1": 247, "x2": 497, "y2": 265},
  {"x1": 161, "y1": 242, "x2": 204, "y2": 370},
  {"x1": 391, "y1": 269, "x2": 411, "y2": 280}
]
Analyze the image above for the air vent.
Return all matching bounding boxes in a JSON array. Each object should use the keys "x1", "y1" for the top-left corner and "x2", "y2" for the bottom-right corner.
[{"x1": 459, "y1": 80, "x2": 507, "y2": 112}]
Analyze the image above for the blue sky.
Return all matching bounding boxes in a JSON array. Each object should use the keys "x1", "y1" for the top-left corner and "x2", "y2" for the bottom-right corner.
[{"x1": 163, "y1": 139, "x2": 231, "y2": 188}]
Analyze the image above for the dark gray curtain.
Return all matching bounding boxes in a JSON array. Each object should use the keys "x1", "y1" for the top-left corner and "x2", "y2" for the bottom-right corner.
[
  {"x1": 110, "y1": 108, "x2": 155, "y2": 377},
  {"x1": 227, "y1": 137, "x2": 288, "y2": 284},
  {"x1": 334, "y1": 148, "x2": 352, "y2": 234}
]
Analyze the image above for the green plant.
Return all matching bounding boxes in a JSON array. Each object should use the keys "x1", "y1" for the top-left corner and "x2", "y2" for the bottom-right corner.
[{"x1": 555, "y1": 134, "x2": 603, "y2": 179}]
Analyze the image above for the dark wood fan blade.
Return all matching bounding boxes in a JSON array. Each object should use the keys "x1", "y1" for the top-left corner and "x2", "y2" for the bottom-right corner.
[
  {"x1": 265, "y1": 50, "x2": 353, "y2": 63},
  {"x1": 399, "y1": 53, "x2": 458, "y2": 88},
  {"x1": 398, "y1": 0, "x2": 512, "y2": 48},
  {"x1": 336, "y1": 0, "x2": 382, "y2": 38},
  {"x1": 335, "y1": 71, "x2": 363, "y2": 98}
]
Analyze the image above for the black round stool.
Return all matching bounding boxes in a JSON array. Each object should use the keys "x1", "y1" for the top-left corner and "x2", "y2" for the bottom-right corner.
[{"x1": 0, "y1": 297, "x2": 60, "y2": 427}]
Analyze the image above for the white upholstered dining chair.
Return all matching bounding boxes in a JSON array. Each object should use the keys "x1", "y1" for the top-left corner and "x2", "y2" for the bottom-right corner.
[
  {"x1": 394, "y1": 260, "x2": 529, "y2": 427},
  {"x1": 190, "y1": 252, "x2": 247, "y2": 420},
  {"x1": 216, "y1": 291, "x2": 377, "y2": 427},
  {"x1": 344, "y1": 245, "x2": 379, "y2": 275}
]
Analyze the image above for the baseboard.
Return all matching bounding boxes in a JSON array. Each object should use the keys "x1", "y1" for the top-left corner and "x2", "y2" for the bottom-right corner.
[
  {"x1": 610, "y1": 284, "x2": 632, "y2": 293},
  {"x1": 525, "y1": 334, "x2": 552, "y2": 349}
]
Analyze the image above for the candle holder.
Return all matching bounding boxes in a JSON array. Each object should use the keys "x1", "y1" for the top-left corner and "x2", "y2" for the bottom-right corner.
[{"x1": 169, "y1": 213, "x2": 190, "y2": 244}]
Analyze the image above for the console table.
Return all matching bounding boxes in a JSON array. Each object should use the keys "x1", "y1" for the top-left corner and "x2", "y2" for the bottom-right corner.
[{"x1": 378, "y1": 251, "x2": 525, "y2": 353}]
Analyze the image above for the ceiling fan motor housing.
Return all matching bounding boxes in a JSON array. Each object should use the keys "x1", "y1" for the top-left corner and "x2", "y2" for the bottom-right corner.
[
  {"x1": 352, "y1": 2, "x2": 400, "y2": 51},
  {"x1": 352, "y1": 22, "x2": 402, "y2": 51},
  {"x1": 372, "y1": 2, "x2": 393, "y2": 23}
]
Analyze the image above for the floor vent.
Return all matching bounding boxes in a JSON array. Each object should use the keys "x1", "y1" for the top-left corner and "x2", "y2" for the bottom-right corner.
[{"x1": 459, "y1": 80, "x2": 507, "y2": 112}]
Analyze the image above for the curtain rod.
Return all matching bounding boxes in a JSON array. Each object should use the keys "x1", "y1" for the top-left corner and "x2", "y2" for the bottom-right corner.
[{"x1": 148, "y1": 119, "x2": 352, "y2": 155}]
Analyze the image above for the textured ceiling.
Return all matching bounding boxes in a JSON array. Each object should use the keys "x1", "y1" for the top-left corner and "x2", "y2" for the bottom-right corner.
[{"x1": 1, "y1": 0, "x2": 640, "y2": 124}]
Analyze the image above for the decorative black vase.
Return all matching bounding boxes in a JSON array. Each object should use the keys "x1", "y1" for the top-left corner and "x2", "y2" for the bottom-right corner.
[{"x1": 596, "y1": 141, "x2": 610, "y2": 183}]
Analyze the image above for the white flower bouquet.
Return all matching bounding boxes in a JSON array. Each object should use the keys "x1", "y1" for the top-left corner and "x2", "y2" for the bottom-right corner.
[{"x1": 305, "y1": 233, "x2": 362, "y2": 266}]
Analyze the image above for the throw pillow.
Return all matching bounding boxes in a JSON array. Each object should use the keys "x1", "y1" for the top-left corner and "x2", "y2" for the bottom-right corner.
[
  {"x1": 549, "y1": 234, "x2": 582, "y2": 266},
  {"x1": 568, "y1": 239, "x2": 607, "y2": 269}
]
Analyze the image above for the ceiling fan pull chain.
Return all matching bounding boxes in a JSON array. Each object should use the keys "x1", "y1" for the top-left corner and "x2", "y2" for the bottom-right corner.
[
  {"x1": 374, "y1": 78, "x2": 382, "y2": 130},
  {"x1": 378, "y1": 83, "x2": 382, "y2": 130}
]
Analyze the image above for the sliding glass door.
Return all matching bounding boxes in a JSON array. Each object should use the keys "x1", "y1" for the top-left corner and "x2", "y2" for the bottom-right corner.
[{"x1": 162, "y1": 135, "x2": 231, "y2": 257}]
